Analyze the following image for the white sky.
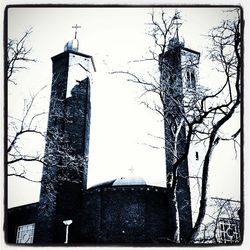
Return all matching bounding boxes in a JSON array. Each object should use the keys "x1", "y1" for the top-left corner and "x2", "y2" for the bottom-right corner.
[{"x1": 7, "y1": 7, "x2": 241, "y2": 208}]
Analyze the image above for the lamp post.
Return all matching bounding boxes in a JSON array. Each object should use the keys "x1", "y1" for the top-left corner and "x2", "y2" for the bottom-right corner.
[{"x1": 63, "y1": 220, "x2": 73, "y2": 244}]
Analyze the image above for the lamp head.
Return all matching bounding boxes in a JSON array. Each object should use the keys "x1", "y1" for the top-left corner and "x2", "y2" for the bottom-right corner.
[{"x1": 63, "y1": 220, "x2": 73, "y2": 226}]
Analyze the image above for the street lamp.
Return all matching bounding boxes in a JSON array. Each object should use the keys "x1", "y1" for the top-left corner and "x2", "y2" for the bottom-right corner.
[{"x1": 63, "y1": 220, "x2": 73, "y2": 244}]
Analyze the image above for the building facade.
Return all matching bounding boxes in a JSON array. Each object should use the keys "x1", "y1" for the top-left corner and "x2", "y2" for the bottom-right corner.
[{"x1": 7, "y1": 31, "x2": 240, "y2": 245}]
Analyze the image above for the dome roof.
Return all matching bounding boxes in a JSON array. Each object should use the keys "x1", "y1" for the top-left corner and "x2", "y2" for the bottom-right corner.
[
  {"x1": 89, "y1": 176, "x2": 147, "y2": 189},
  {"x1": 64, "y1": 38, "x2": 79, "y2": 52},
  {"x1": 113, "y1": 176, "x2": 147, "y2": 186},
  {"x1": 167, "y1": 37, "x2": 185, "y2": 50}
]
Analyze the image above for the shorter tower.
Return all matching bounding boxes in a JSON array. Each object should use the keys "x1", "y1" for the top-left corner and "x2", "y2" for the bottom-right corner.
[
  {"x1": 159, "y1": 24, "x2": 200, "y2": 241},
  {"x1": 35, "y1": 30, "x2": 95, "y2": 243}
]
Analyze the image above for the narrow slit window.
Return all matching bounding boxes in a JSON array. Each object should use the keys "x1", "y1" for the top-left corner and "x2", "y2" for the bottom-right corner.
[
  {"x1": 195, "y1": 151, "x2": 199, "y2": 160},
  {"x1": 186, "y1": 71, "x2": 190, "y2": 87},
  {"x1": 191, "y1": 72, "x2": 196, "y2": 88}
]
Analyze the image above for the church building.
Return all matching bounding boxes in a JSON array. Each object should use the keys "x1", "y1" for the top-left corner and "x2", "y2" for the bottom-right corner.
[{"x1": 7, "y1": 26, "x2": 200, "y2": 245}]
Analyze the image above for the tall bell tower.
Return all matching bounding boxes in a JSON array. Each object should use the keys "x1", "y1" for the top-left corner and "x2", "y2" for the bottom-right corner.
[
  {"x1": 159, "y1": 16, "x2": 200, "y2": 242},
  {"x1": 35, "y1": 26, "x2": 95, "y2": 243}
]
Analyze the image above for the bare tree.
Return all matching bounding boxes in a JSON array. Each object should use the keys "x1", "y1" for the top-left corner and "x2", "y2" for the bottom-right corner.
[
  {"x1": 7, "y1": 29, "x2": 46, "y2": 182},
  {"x1": 7, "y1": 28, "x2": 37, "y2": 85},
  {"x1": 112, "y1": 8, "x2": 241, "y2": 243},
  {"x1": 8, "y1": 87, "x2": 46, "y2": 182},
  {"x1": 189, "y1": 9, "x2": 241, "y2": 242}
]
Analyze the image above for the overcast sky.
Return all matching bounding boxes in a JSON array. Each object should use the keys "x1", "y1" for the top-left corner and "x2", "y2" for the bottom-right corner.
[{"x1": 7, "y1": 7, "x2": 241, "y2": 208}]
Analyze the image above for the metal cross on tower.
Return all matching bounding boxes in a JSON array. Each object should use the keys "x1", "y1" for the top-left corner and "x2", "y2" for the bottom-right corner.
[
  {"x1": 72, "y1": 24, "x2": 81, "y2": 39},
  {"x1": 173, "y1": 10, "x2": 182, "y2": 41},
  {"x1": 128, "y1": 166, "x2": 135, "y2": 174}
]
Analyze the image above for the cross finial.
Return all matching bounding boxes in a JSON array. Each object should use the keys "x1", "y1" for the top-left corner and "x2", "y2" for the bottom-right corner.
[
  {"x1": 128, "y1": 166, "x2": 134, "y2": 174},
  {"x1": 72, "y1": 24, "x2": 81, "y2": 39},
  {"x1": 173, "y1": 10, "x2": 182, "y2": 41}
]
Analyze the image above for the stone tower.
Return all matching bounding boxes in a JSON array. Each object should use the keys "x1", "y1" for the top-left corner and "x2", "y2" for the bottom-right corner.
[
  {"x1": 159, "y1": 32, "x2": 200, "y2": 241},
  {"x1": 35, "y1": 34, "x2": 95, "y2": 243}
]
